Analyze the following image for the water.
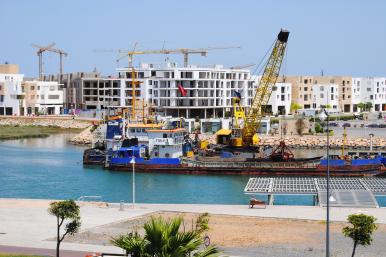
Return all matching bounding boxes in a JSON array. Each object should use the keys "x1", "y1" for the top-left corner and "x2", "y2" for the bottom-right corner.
[{"x1": 0, "y1": 134, "x2": 385, "y2": 206}]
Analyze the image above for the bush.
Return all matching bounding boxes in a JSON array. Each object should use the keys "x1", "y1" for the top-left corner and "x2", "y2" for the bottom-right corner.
[
  {"x1": 270, "y1": 118, "x2": 279, "y2": 124},
  {"x1": 315, "y1": 123, "x2": 323, "y2": 133}
]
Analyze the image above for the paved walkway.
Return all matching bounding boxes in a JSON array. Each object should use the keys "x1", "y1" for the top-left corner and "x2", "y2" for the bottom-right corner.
[{"x1": 1, "y1": 198, "x2": 386, "y2": 255}]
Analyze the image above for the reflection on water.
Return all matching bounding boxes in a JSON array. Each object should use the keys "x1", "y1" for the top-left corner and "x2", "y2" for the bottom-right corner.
[{"x1": 0, "y1": 134, "x2": 385, "y2": 206}]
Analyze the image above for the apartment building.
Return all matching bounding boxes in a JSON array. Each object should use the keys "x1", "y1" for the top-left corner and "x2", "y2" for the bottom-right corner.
[
  {"x1": 81, "y1": 62, "x2": 252, "y2": 119},
  {"x1": 279, "y1": 76, "x2": 352, "y2": 113},
  {"x1": 352, "y1": 77, "x2": 386, "y2": 112},
  {"x1": 42, "y1": 71, "x2": 101, "y2": 110},
  {"x1": 312, "y1": 84, "x2": 339, "y2": 111},
  {"x1": 248, "y1": 76, "x2": 291, "y2": 115},
  {"x1": 0, "y1": 64, "x2": 24, "y2": 115},
  {"x1": 22, "y1": 80, "x2": 63, "y2": 115}
]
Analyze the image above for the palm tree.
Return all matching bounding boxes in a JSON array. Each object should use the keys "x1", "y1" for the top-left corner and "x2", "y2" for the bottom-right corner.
[{"x1": 112, "y1": 216, "x2": 220, "y2": 257}]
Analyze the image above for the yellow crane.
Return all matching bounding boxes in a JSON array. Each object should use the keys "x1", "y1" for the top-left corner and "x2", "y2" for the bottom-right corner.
[{"x1": 231, "y1": 29, "x2": 290, "y2": 147}]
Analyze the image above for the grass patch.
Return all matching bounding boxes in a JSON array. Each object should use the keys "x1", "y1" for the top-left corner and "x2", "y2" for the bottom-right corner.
[{"x1": 0, "y1": 125, "x2": 83, "y2": 140}]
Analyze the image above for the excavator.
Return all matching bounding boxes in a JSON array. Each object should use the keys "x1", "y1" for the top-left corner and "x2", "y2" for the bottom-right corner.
[{"x1": 230, "y1": 29, "x2": 290, "y2": 149}]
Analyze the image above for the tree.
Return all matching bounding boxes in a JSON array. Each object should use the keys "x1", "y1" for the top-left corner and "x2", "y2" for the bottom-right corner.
[
  {"x1": 342, "y1": 214, "x2": 378, "y2": 257},
  {"x1": 357, "y1": 102, "x2": 365, "y2": 112},
  {"x1": 295, "y1": 118, "x2": 306, "y2": 135},
  {"x1": 48, "y1": 200, "x2": 81, "y2": 257},
  {"x1": 112, "y1": 216, "x2": 220, "y2": 257},
  {"x1": 365, "y1": 102, "x2": 373, "y2": 112},
  {"x1": 290, "y1": 102, "x2": 302, "y2": 114}
]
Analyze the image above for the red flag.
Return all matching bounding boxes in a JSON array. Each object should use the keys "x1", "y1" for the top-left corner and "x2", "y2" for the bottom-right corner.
[{"x1": 177, "y1": 83, "x2": 187, "y2": 97}]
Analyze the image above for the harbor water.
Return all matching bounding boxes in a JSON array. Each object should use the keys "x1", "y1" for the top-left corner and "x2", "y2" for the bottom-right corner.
[{"x1": 0, "y1": 133, "x2": 385, "y2": 206}]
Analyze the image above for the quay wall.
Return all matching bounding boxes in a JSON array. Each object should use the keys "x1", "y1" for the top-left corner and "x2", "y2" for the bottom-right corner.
[
  {"x1": 197, "y1": 134, "x2": 386, "y2": 150},
  {"x1": 0, "y1": 116, "x2": 91, "y2": 129}
]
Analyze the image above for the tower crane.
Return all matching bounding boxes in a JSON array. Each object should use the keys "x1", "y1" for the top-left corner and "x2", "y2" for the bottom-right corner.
[
  {"x1": 46, "y1": 47, "x2": 68, "y2": 83},
  {"x1": 231, "y1": 29, "x2": 289, "y2": 147},
  {"x1": 31, "y1": 42, "x2": 56, "y2": 80},
  {"x1": 102, "y1": 46, "x2": 241, "y2": 67},
  {"x1": 31, "y1": 43, "x2": 68, "y2": 82}
]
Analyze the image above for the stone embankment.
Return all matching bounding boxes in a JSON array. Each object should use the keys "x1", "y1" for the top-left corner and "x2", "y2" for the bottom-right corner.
[
  {"x1": 0, "y1": 116, "x2": 93, "y2": 145},
  {"x1": 69, "y1": 126, "x2": 93, "y2": 145},
  {"x1": 198, "y1": 134, "x2": 386, "y2": 149},
  {"x1": 0, "y1": 116, "x2": 90, "y2": 129}
]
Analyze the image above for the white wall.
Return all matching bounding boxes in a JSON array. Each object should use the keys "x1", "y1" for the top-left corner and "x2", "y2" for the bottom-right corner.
[
  {"x1": 0, "y1": 73, "x2": 24, "y2": 115},
  {"x1": 312, "y1": 84, "x2": 339, "y2": 111},
  {"x1": 34, "y1": 81, "x2": 63, "y2": 115}
]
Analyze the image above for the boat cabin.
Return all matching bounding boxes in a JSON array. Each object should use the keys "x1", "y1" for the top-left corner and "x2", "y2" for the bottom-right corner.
[
  {"x1": 126, "y1": 123, "x2": 163, "y2": 145},
  {"x1": 147, "y1": 128, "x2": 186, "y2": 158}
]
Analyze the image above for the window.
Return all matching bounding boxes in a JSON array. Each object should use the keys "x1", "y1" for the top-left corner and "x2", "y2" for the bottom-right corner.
[
  {"x1": 320, "y1": 86, "x2": 324, "y2": 91},
  {"x1": 49, "y1": 86, "x2": 55, "y2": 91},
  {"x1": 304, "y1": 87, "x2": 308, "y2": 91},
  {"x1": 0, "y1": 95, "x2": 4, "y2": 102},
  {"x1": 48, "y1": 95, "x2": 59, "y2": 99},
  {"x1": 163, "y1": 133, "x2": 167, "y2": 138},
  {"x1": 320, "y1": 93, "x2": 324, "y2": 98},
  {"x1": 31, "y1": 86, "x2": 35, "y2": 90},
  {"x1": 281, "y1": 87, "x2": 285, "y2": 93},
  {"x1": 304, "y1": 79, "x2": 308, "y2": 84},
  {"x1": 304, "y1": 95, "x2": 308, "y2": 101}
]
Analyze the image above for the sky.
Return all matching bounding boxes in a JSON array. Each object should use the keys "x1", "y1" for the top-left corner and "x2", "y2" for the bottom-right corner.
[{"x1": 1, "y1": 0, "x2": 386, "y2": 77}]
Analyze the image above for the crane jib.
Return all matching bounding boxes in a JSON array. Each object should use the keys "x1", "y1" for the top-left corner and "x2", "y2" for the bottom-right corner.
[{"x1": 241, "y1": 29, "x2": 290, "y2": 146}]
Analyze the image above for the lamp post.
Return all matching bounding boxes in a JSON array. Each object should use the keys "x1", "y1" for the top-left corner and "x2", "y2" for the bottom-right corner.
[
  {"x1": 319, "y1": 109, "x2": 330, "y2": 257},
  {"x1": 369, "y1": 133, "x2": 374, "y2": 151},
  {"x1": 130, "y1": 156, "x2": 136, "y2": 207}
]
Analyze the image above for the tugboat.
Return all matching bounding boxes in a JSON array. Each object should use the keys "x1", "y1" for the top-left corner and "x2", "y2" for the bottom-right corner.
[{"x1": 108, "y1": 118, "x2": 186, "y2": 171}]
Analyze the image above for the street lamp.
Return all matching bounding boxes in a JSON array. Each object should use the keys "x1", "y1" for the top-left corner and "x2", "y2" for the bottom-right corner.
[
  {"x1": 369, "y1": 133, "x2": 374, "y2": 152},
  {"x1": 130, "y1": 156, "x2": 136, "y2": 207},
  {"x1": 319, "y1": 108, "x2": 331, "y2": 257}
]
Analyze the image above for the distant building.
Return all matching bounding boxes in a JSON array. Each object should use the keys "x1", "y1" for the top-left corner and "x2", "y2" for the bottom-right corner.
[
  {"x1": 0, "y1": 64, "x2": 24, "y2": 115},
  {"x1": 312, "y1": 84, "x2": 339, "y2": 111},
  {"x1": 23, "y1": 80, "x2": 63, "y2": 115},
  {"x1": 249, "y1": 76, "x2": 292, "y2": 115},
  {"x1": 41, "y1": 71, "x2": 101, "y2": 110},
  {"x1": 279, "y1": 76, "x2": 352, "y2": 113},
  {"x1": 352, "y1": 77, "x2": 386, "y2": 112},
  {"x1": 81, "y1": 62, "x2": 252, "y2": 120}
]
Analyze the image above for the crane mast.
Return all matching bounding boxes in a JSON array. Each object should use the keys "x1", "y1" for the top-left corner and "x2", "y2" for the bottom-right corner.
[{"x1": 242, "y1": 29, "x2": 289, "y2": 146}]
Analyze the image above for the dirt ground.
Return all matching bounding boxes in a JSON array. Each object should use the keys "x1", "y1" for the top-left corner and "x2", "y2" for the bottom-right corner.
[{"x1": 62, "y1": 211, "x2": 386, "y2": 248}]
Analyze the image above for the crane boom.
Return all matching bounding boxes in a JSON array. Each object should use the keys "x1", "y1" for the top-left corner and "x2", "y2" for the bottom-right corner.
[{"x1": 242, "y1": 30, "x2": 289, "y2": 146}]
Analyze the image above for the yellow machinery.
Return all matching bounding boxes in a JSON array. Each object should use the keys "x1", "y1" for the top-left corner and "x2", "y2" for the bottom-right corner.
[
  {"x1": 231, "y1": 29, "x2": 290, "y2": 147},
  {"x1": 342, "y1": 126, "x2": 347, "y2": 157},
  {"x1": 231, "y1": 95, "x2": 246, "y2": 147}
]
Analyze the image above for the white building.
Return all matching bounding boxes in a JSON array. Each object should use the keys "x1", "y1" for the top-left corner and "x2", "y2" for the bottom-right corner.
[
  {"x1": 312, "y1": 84, "x2": 340, "y2": 112},
  {"x1": 248, "y1": 76, "x2": 291, "y2": 115},
  {"x1": 0, "y1": 71, "x2": 24, "y2": 116},
  {"x1": 23, "y1": 80, "x2": 63, "y2": 115},
  {"x1": 352, "y1": 77, "x2": 386, "y2": 112},
  {"x1": 83, "y1": 62, "x2": 252, "y2": 120}
]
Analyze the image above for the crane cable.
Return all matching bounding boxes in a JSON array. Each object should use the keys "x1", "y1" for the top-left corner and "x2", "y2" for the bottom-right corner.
[{"x1": 250, "y1": 37, "x2": 277, "y2": 78}]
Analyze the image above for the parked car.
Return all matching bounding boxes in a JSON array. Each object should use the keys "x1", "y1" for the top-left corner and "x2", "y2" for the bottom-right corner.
[
  {"x1": 328, "y1": 122, "x2": 339, "y2": 127},
  {"x1": 378, "y1": 124, "x2": 386, "y2": 128},
  {"x1": 367, "y1": 123, "x2": 379, "y2": 128},
  {"x1": 342, "y1": 123, "x2": 351, "y2": 128}
]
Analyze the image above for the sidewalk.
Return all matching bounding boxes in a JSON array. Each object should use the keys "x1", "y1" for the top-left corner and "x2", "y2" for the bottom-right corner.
[{"x1": 1, "y1": 198, "x2": 385, "y2": 254}]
